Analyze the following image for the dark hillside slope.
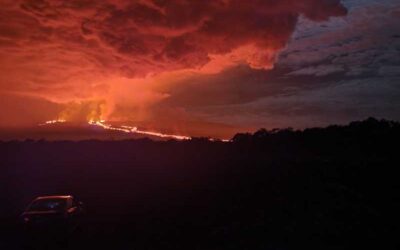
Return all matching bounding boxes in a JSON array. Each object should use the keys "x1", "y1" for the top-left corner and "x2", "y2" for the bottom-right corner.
[{"x1": 1, "y1": 118, "x2": 399, "y2": 250}]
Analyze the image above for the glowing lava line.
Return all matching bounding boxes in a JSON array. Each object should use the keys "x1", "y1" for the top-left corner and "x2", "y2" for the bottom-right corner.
[
  {"x1": 39, "y1": 119, "x2": 231, "y2": 142},
  {"x1": 88, "y1": 120, "x2": 191, "y2": 140},
  {"x1": 39, "y1": 119, "x2": 66, "y2": 126}
]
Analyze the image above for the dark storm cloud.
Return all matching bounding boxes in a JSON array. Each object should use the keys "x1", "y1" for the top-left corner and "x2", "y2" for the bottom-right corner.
[
  {"x1": 159, "y1": 65, "x2": 349, "y2": 108},
  {"x1": 278, "y1": 0, "x2": 400, "y2": 78},
  {"x1": 151, "y1": 0, "x2": 400, "y2": 133}
]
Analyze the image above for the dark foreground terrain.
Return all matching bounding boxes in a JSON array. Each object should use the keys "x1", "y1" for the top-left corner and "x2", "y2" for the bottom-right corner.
[{"x1": 1, "y1": 118, "x2": 399, "y2": 250}]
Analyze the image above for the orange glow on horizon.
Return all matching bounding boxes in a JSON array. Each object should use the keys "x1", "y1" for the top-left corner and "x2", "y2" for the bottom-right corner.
[
  {"x1": 39, "y1": 118, "x2": 192, "y2": 140},
  {"x1": 39, "y1": 119, "x2": 67, "y2": 126},
  {"x1": 39, "y1": 119, "x2": 232, "y2": 142}
]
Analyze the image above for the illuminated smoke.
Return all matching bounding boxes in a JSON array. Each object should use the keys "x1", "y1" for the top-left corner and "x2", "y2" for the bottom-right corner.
[{"x1": 1, "y1": 0, "x2": 348, "y2": 136}]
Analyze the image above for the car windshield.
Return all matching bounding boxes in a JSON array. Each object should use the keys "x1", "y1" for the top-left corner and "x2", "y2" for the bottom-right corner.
[{"x1": 28, "y1": 198, "x2": 67, "y2": 212}]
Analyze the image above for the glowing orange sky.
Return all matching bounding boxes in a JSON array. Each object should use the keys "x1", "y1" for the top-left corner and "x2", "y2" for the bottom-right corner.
[{"x1": 4, "y1": 0, "x2": 398, "y2": 139}]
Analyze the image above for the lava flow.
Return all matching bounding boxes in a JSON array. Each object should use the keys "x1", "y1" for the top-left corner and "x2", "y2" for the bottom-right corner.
[
  {"x1": 39, "y1": 119, "x2": 67, "y2": 126},
  {"x1": 38, "y1": 119, "x2": 232, "y2": 141},
  {"x1": 87, "y1": 120, "x2": 191, "y2": 140}
]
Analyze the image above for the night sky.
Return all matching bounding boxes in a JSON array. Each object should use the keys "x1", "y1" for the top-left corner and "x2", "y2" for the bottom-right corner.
[{"x1": 0, "y1": 0, "x2": 399, "y2": 139}]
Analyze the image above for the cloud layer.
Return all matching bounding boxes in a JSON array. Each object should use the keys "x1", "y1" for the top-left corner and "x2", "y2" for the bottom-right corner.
[
  {"x1": 9, "y1": 1, "x2": 397, "y2": 138},
  {"x1": 0, "y1": 0, "x2": 346, "y2": 91}
]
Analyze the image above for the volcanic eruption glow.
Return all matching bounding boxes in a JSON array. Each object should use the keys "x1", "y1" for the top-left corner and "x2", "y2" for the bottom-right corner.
[
  {"x1": 0, "y1": 0, "x2": 360, "y2": 138},
  {"x1": 39, "y1": 119, "x2": 192, "y2": 140},
  {"x1": 88, "y1": 120, "x2": 192, "y2": 140},
  {"x1": 39, "y1": 119, "x2": 67, "y2": 126}
]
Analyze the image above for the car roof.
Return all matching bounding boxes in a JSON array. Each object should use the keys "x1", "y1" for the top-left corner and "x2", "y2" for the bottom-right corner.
[{"x1": 35, "y1": 195, "x2": 73, "y2": 200}]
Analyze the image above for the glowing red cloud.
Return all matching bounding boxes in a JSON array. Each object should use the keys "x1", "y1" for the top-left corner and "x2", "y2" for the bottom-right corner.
[
  {"x1": 0, "y1": 0, "x2": 347, "y2": 133},
  {"x1": 84, "y1": 0, "x2": 347, "y2": 73},
  {"x1": 1, "y1": 0, "x2": 347, "y2": 78}
]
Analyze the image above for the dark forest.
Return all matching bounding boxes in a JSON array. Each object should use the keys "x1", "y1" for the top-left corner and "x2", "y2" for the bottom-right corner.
[{"x1": 1, "y1": 118, "x2": 399, "y2": 249}]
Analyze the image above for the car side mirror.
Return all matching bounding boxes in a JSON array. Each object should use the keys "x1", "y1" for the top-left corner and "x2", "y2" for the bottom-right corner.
[{"x1": 67, "y1": 206, "x2": 78, "y2": 214}]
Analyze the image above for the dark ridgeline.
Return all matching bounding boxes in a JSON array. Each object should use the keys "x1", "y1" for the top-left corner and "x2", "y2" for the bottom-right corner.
[{"x1": 0, "y1": 117, "x2": 399, "y2": 250}]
